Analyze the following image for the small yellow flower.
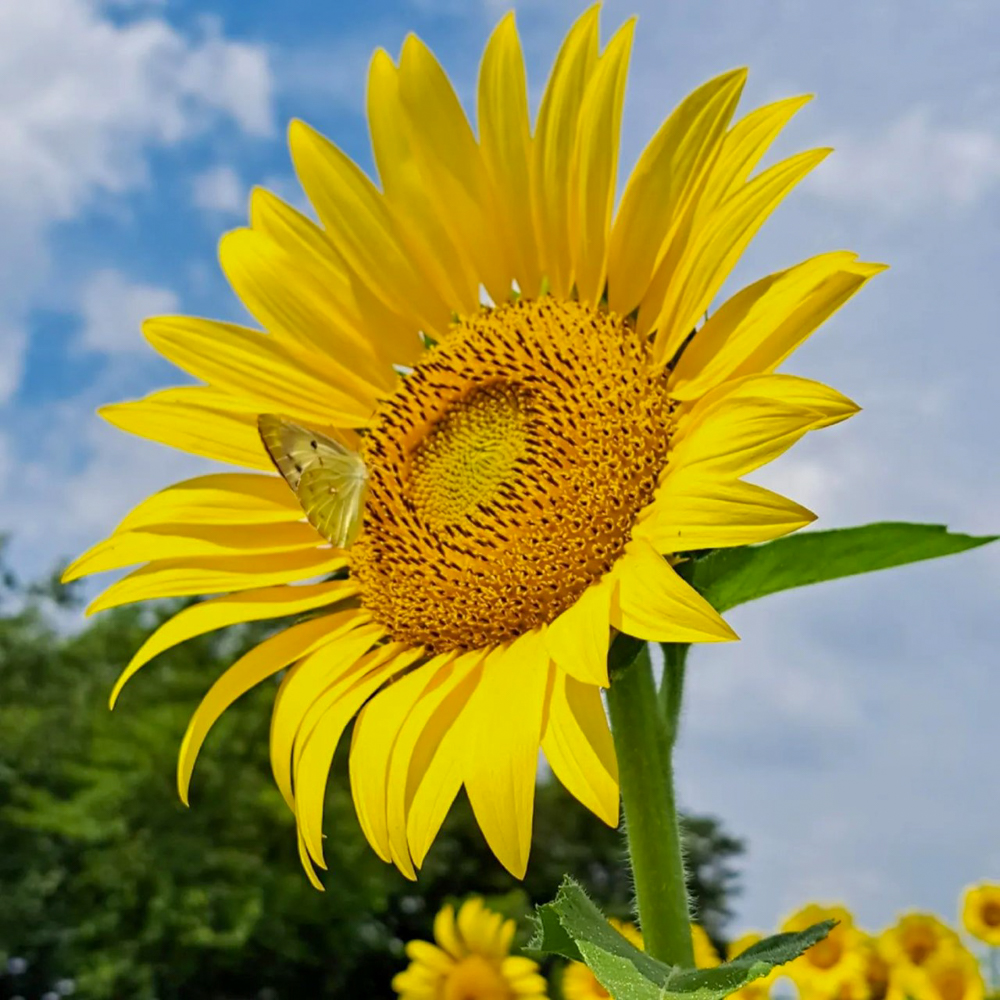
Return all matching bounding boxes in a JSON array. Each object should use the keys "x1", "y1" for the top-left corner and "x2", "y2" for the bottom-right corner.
[
  {"x1": 879, "y1": 914, "x2": 962, "y2": 972},
  {"x1": 392, "y1": 897, "x2": 546, "y2": 1000},
  {"x1": 562, "y1": 920, "x2": 716, "y2": 999},
  {"x1": 962, "y1": 884, "x2": 1000, "y2": 947},
  {"x1": 896, "y1": 946, "x2": 986, "y2": 1000},
  {"x1": 782, "y1": 904, "x2": 868, "y2": 997}
]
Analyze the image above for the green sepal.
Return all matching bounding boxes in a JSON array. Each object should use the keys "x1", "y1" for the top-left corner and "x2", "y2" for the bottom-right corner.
[
  {"x1": 530, "y1": 878, "x2": 834, "y2": 1000},
  {"x1": 689, "y1": 522, "x2": 996, "y2": 613}
]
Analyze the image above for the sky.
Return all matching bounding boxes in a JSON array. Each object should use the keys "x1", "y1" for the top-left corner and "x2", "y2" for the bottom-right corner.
[{"x1": 1, "y1": 0, "x2": 998, "y2": 937}]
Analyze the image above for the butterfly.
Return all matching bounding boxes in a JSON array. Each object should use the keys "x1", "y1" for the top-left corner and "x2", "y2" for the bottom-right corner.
[{"x1": 257, "y1": 414, "x2": 369, "y2": 549}]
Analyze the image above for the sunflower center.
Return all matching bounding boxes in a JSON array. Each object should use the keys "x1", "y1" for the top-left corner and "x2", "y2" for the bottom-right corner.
[
  {"x1": 352, "y1": 299, "x2": 674, "y2": 653},
  {"x1": 982, "y1": 901, "x2": 1000, "y2": 927},
  {"x1": 410, "y1": 382, "x2": 530, "y2": 525}
]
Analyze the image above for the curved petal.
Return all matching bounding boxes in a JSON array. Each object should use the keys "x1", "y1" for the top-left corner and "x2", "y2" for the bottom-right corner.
[
  {"x1": 463, "y1": 630, "x2": 552, "y2": 878},
  {"x1": 544, "y1": 577, "x2": 613, "y2": 687},
  {"x1": 610, "y1": 539, "x2": 737, "y2": 643},
  {"x1": 532, "y1": 4, "x2": 600, "y2": 298},
  {"x1": 385, "y1": 650, "x2": 474, "y2": 877},
  {"x1": 670, "y1": 373, "x2": 860, "y2": 477},
  {"x1": 288, "y1": 119, "x2": 452, "y2": 338},
  {"x1": 64, "y1": 521, "x2": 325, "y2": 582},
  {"x1": 295, "y1": 643, "x2": 423, "y2": 866},
  {"x1": 349, "y1": 656, "x2": 445, "y2": 862},
  {"x1": 115, "y1": 474, "x2": 301, "y2": 531},
  {"x1": 541, "y1": 669, "x2": 619, "y2": 826},
  {"x1": 177, "y1": 608, "x2": 369, "y2": 804},
  {"x1": 397, "y1": 34, "x2": 513, "y2": 304},
  {"x1": 633, "y1": 475, "x2": 815, "y2": 554},
  {"x1": 249, "y1": 186, "x2": 422, "y2": 368},
  {"x1": 669, "y1": 253, "x2": 883, "y2": 399},
  {"x1": 268, "y1": 622, "x2": 385, "y2": 809},
  {"x1": 86, "y1": 549, "x2": 347, "y2": 615},
  {"x1": 368, "y1": 48, "x2": 480, "y2": 315},
  {"x1": 607, "y1": 68, "x2": 746, "y2": 317},
  {"x1": 478, "y1": 13, "x2": 541, "y2": 297},
  {"x1": 648, "y1": 147, "x2": 831, "y2": 363},
  {"x1": 695, "y1": 93, "x2": 813, "y2": 219},
  {"x1": 218, "y1": 229, "x2": 394, "y2": 397},
  {"x1": 99, "y1": 387, "x2": 272, "y2": 470},
  {"x1": 143, "y1": 315, "x2": 374, "y2": 426},
  {"x1": 570, "y1": 19, "x2": 634, "y2": 305},
  {"x1": 110, "y1": 580, "x2": 357, "y2": 708}
]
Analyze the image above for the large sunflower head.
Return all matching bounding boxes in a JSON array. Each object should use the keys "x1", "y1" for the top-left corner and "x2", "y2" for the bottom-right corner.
[{"x1": 66, "y1": 5, "x2": 883, "y2": 882}]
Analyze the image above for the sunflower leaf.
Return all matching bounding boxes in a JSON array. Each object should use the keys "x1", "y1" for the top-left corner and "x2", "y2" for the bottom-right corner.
[
  {"x1": 689, "y1": 522, "x2": 996, "y2": 613},
  {"x1": 530, "y1": 878, "x2": 834, "y2": 999}
]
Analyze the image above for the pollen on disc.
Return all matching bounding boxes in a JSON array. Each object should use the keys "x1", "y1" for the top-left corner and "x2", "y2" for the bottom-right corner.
[{"x1": 351, "y1": 298, "x2": 676, "y2": 653}]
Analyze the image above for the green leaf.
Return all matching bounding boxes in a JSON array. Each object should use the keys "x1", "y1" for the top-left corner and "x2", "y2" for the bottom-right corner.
[
  {"x1": 531, "y1": 878, "x2": 833, "y2": 1000},
  {"x1": 689, "y1": 522, "x2": 996, "y2": 613}
]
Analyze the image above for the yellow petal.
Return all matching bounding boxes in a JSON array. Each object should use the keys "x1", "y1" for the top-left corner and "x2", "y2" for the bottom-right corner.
[
  {"x1": 544, "y1": 578, "x2": 613, "y2": 687},
  {"x1": 115, "y1": 473, "x2": 301, "y2": 531},
  {"x1": 218, "y1": 228, "x2": 393, "y2": 398},
  {"x1": 100, "y1": 387, "x2": 271, "y2": 470},
  {"x1": 110, "y1": 580, "x2": 357, "y2": 708},
  {"x1": 670, "y1": 373, "x2": 859, "y2": 478},
  {"x1": 177, "y1": 608, "x2": 369, "y2": 803},
  {"x1": 669, "y1": 252, "x2": 873, "y2": 399},
  {"x1": 541, "y1": 669, "x2": 619, "y2": 826},
  {"x1": 434, "y1": 903, "x2": 462, "y2": 959},
  {"x1": 65, "y1": 521, "x2": 325, "y2": 582},
  {"x1": 249, "y1": 186, "x2": 423, "y2": 368},
  {"x1": 297, "y1": 829, "x2": 325, "y2": 891},
  {"x1": 143, "y1": 315, "x2": 373, "y2": 426},
  {"x1": 610, "y1": 540, "x2": 737, "y2": 643},
  {"x1": 607, "y1": 68, "x2": 746, "y2": 317},
  {"x1": 532, "y1": 4, "x2": 600, "y2": 299},
  {"x1": 397, "y1": 35, "x2": 513, "y2": 305},
  {"x1": 295, "y1": 643, "x2": 423, "y2": 866},
  {"x1": 650, "y1": 148, "x2": 831, "y2": 364},
  {"x1": 86, "y1": 549, "x2": 347, "y2": 615},
  {"x1": 368, "y1": 48, "x2": 480, "y2": 315},
  {"x1": 463, "y1": 631, "x2": 552, "y2": 877},
  {"x1": 695, "y1": 94, "x2": 813, "y2": 219},
  {"x1": 477, "y1": 13, "x2": 541, "y2": 298},
  {"x1": 288, "y1": 119, "x2": 452, "y2": 338},
  {"x1": 349, "y1": 657, "x2": 443, "y2": 862},
  {"x1": 571, "y1": 19, "x2": 635, "y2": 305},
  {"x1": 384, "y1": 651, "x2": 473, "y2": 877},
  {"x1": 633, "y1": 475, "x2": 815, "y2": 553},
  {"x1": 268, "y1": 622, "x2": 385, "y2": 810}
]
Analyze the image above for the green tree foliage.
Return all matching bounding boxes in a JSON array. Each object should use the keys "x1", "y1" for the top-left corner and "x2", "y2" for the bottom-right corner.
[{"x1": 0, "y1": 550, "x2": 743, "y2": 999}]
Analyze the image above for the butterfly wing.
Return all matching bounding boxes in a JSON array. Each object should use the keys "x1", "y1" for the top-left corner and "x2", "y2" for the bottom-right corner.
[{"x1": 258, "y1": 414, "x2": 368, "y2": 548}]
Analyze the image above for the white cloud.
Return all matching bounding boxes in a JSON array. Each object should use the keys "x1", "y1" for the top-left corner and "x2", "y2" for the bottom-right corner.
[
  {"x1": 809, "y1": 109, "x2": 1000, "y2": 214},
  {"x1": 191, "y1": 164, "x2": 245, "y2": 215},
  {"x1": 0, "y1": 0, "x2": 273, "y2": 398},
  {"x1": 78, "y1": 269, "x2": 178, "y2": 354}
]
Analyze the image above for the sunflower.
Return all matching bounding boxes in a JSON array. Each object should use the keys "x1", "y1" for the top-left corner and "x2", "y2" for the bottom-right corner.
[
  {"x1": 878, "y1": 914, "x2": 962, "y2": 972},
  {"x1": 896, "y1": 946, "x2": 986, "y2": 1000},
  {"x1": 66, "y1": 5, "x2": 882, "y2": 882},
  {"x1": 961, "y1": 884, "x2": 1000, "y2": 947},
  {"x1": 783, "y1": 905, "x2": 868, "y2": 997},
  {"x1": 562, "y1": 920, "x2": 716, "y2": 998},
  {"x1": 392, "y1": 897, "x2": 547, "y2": 1000}
]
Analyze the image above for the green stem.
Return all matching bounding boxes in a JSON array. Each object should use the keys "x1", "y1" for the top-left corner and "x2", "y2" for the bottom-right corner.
[
  {"x1": 659, "y1": 643, "x2": 689, "y2": 744},
  {"x1": 606, "y1": 640, "x2": 694, "y2": 967}
]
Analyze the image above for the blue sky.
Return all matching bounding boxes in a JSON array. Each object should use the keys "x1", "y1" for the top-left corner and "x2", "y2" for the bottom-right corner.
[{"x1": 1, "y1": 0, "x2": 998, "y2": 937}]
